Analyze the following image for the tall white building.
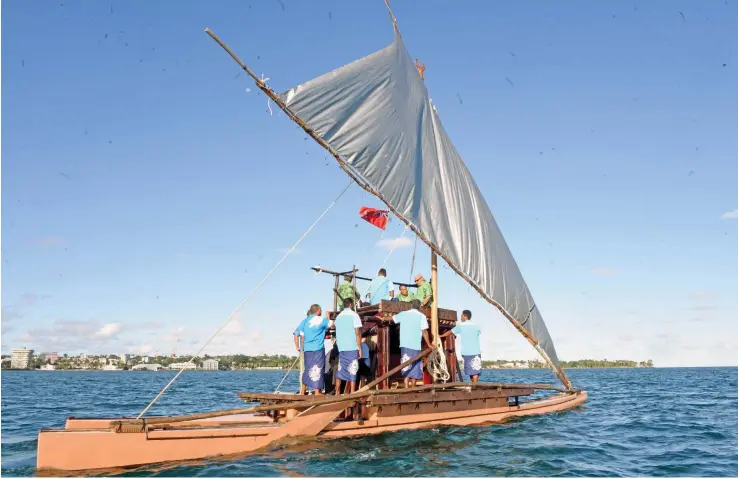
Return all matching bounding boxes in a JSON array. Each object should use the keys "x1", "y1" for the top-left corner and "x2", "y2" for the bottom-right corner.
[
  {"x1": 203, "y1": 359, "x2": 219, "y2": 370},
  {"x1": 11, "y1": 348, "x2": 34, "y2": 369}
]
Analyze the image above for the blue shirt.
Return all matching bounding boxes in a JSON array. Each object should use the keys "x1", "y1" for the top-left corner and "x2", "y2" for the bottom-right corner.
[
  {"x1": 392, "y1": 309, "x2": 428, "y2": 350},
  {"x1": 334, "y1": 308, "x2": 362, "y2": 352},
  {"x1": 452, "y1": 320, "x2": 481, "y2": 356},
  {"x1": 293, "y1": 314, "x2": 330, "y2": 352},
  {"x1": 367, "y1": 275, "x2": 393, "y2": 305}
]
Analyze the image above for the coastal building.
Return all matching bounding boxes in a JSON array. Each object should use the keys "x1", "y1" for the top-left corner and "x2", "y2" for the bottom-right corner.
[
  {"x1": 11, "y1": 347, "x2": 34, "y2": 369},
  {"x1": 169, "y1": 362, "x2": 197, "y2": 370},
  {"x1": 141, "y1": 355, "x2": 150, "y2": 364},
  {"x1": 203, "y1": 359, "x2": 219, "y2": 370},
  {"x1": 120, "y1": 353, "x2": 131, "y2": 364},
  {"x1": 132, "y1": 363, "x2": 162, "y2": 371},
  {"x1": 41, "y1": 352, "x2": 60, "y2": 364},
  {"x1": 102, "y1": 364, "x2": 121, "y2": 371}
]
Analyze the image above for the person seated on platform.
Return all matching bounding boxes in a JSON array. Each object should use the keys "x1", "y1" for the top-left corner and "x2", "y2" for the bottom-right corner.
[
  {"x1": 293, "y1": 304, "x2": 332, "y2": 395},
  {"x1": 414, "y1": 274, "x2": 433, "y2": 307},
  {"x1": 336, "y1": 274, "x2": 359, "y2": 309},
  {"x1": 386, "y1": 299, "x2": 432, "y2": 388},
  {"x1": 442, "y1": 309, "x2": 482, "y2": 383},
  {"x1": 334, "y1": 298, "x2": 363, "y2": 396},
  {"x1": 397, "y1": 284, "x2": 415, "y2": 302},
  {"x1": 366, "y1": 268, "x2": 394, "y2": 305}
]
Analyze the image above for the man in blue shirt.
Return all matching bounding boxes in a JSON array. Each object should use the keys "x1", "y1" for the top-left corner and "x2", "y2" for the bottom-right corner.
[
  {"x1": 443, "y1": 309, "x2": 482, "y2": 383},
  {"x1": 293, "y1": 304, "x2": 332, "y2": 395},
  {"x1": 386, "y1": 299, "x2": 431, "y2": 388},
  {"x1": 333, "y1": 297, "x2": 363, "y2": 396},
  {"x1": 366, "y1": 268, "x2": 394, "y2": 305}
]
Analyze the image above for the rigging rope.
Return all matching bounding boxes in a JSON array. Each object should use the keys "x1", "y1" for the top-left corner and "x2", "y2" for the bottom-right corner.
[
  {"x1": 273, "y1": 355, "x2": 299, "y2": 393},
  {"x1": 409, "y1": 234, "x2": 418, "y2": 281},
  {"x1": 136, "y1": 181, "x2": 354, "y2": 419},
  {"x1": 379, "y1": 223, "x2": 410, "y2": 269}
]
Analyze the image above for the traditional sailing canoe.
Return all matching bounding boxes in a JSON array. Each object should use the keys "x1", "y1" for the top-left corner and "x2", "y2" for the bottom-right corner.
[
  {"x1": 36, "y1": 3, "x2": 587, "y2": 473},
  {"x1": 38, "y1": 382, "x2": 585, "y2": 473},
  {"x1": 36, "y1": 299, "x2": 586, "y2": 473}
]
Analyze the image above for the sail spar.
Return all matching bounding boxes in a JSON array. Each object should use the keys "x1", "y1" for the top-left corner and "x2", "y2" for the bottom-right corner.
[{"x1": 279, "y1": 31, "x2": 572, "y2": 389}]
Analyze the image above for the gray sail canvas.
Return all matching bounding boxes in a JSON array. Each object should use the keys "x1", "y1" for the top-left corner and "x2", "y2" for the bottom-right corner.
[{"x1": 280, "y1": 31, "x2": 568, "y2": 386}]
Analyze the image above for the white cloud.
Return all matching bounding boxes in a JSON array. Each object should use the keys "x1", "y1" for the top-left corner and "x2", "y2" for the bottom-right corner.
[
  {"x1": 163, "y1": 327, "x2": 186, "y2": 342},
  {"x1": 93, "y1": 323, "x2": 122, "y2": 339},
  {"x1": 689, "y1": 305, "x2": 717, "y2": 312},
  {"x1": 1, "y1": 306, "x2": 23, "y2": 323},
  {"x1": 376, "y1": 236, "x2": 413, "y2": 250},
  {"x1": 19, "y1": 293, "x2": 52, "y2": 307},
  {"x1": 221, "y1": 319, "x2": 244, "y2": 334},
  {"x1": 590, "y1": 267, "x2": 618, "y2": 277},
  {"x1": 34, "y1": 236, "x2": 67, "y2": 247},
  {"x1": 691, "y1": 290, "x2": 717, "y2": 299},
  {"x1": 720, "y1": 209, "x2": 738, "y2": 220},
  {"x1": 15, "y1": 319, "x2": 125, "y2": 352}
]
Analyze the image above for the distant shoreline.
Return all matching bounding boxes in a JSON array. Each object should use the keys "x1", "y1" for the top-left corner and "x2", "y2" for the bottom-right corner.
[{"x1": 4, "y1": 365, "x2": 737, "y2": 372}]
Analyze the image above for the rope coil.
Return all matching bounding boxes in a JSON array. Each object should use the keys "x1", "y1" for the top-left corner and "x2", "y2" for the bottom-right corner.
[{"x1": 426, "y1": 342, "x2": 450, "y2": 382}]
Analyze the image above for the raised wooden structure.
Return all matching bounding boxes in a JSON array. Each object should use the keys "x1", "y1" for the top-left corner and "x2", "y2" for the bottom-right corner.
[{"x1": 327, "y1": 300, "x2": 459, "y2": 389}]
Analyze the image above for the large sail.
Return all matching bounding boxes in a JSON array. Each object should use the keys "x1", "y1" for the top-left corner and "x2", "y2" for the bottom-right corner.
[{"x1": 279, "y1": 31, "x2": 571, "y2": 388}]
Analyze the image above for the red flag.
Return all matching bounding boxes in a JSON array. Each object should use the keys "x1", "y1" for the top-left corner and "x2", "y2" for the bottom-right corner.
[{"x1": 359, "y1": 206, "x2": 389, "y2": 230}]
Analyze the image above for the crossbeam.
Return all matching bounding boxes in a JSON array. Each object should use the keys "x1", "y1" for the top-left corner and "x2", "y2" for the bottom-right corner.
[{"x1": 312, "y1": 266, "x2": 416, "y2": 288}]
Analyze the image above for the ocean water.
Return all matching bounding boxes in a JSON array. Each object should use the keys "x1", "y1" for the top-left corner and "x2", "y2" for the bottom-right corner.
[{"x1": 1, "y1": 367, "x2": 737, "y2": 477}]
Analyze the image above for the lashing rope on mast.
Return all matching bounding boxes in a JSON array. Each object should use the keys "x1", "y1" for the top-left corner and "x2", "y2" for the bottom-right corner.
[
  {"x1": 409, "y1": 234, "x2": 418, "y2": 281},
  {"x1": 136, "y1": 181, "x2": 354, "y2": 419},
  {"x1": 427, "y1": 343, "x2": 450, "y2": 382}
]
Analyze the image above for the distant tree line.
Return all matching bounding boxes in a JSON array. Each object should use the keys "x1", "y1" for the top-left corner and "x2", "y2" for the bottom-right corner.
[
  {"x1": 3, "y1": 353, "x2": 654, "y2": 371},
  {"x1": 526, "y1": 359, "x2": 654, "y2": 368}
]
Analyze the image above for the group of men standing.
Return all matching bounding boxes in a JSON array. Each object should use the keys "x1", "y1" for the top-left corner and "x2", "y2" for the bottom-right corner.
[{"x1": 292, "y1": 268, "x2": 484, "y2": 396}]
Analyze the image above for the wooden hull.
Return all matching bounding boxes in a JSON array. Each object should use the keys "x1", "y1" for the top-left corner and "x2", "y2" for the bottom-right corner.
[{"x1": 36, "y1": 390, "x2": 586, "y2": 474}]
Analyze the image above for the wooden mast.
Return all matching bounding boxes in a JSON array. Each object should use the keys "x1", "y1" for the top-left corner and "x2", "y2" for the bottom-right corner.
[
  {"x1": 333, "y1": 275, "x2": 339, "y2": 312},
  {"x1": 413, "y1": 57, "x2": 441, "y2": 384},
  {"x1": 203, "y1": 4, "x2": 575, "y2": 390},
  {"x1": 431, "y1": 253, "x2": 439, "y2": 345},
  {"x1": 413, "y1": 57, "x2": 439, "y2": 357}
]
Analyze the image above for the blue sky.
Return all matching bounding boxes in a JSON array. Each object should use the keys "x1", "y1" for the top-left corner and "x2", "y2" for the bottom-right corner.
[{"x1": 2, "y1": 0, "x2": 736, "y2": 369}]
